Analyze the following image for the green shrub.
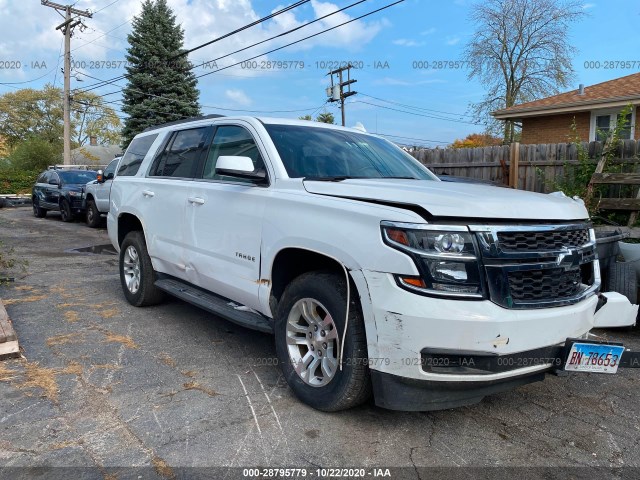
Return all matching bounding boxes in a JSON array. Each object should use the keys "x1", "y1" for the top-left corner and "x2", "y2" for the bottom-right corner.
[
  {"x1": 8, "y1": 136, "x2": 62, "y2": 171},
  {"x1": 0, "y1": 168, "x2": 40, "y2": 194}
]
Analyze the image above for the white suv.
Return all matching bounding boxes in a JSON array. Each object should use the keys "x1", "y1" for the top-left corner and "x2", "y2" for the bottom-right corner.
[{"x1": 107, "y1": 115, "x2": 637, "y2": 412}]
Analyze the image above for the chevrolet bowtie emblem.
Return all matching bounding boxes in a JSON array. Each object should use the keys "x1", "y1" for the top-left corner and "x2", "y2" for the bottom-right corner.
[{"x1": 556, "y1": 248, "x2": 580, "y2": 268}]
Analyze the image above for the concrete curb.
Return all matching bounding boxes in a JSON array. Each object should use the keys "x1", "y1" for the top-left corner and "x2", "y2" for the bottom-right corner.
[{"x1": 0, "y1": 299, "x2": 19, "y2": 357}]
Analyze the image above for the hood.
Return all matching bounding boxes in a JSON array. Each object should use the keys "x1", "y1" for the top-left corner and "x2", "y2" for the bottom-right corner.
[
  {"x1": 65, "y1": 184, "x2": 86, "y2": 192},
  {"x1": 302, "y1": 179, "x2": 588, "y2": 221}
]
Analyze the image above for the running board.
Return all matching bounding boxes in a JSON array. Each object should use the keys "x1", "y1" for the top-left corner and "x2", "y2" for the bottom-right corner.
[{"x1": 154, "y1": 278, "x2": 273, "y2": 334}]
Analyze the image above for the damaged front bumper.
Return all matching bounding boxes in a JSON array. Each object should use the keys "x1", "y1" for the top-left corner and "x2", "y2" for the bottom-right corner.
[
  {"x1": 373, "y1": 337, "x2": 640, "y2": 411},
  {"x1": 355, "y1": 270, "x2": 640, "y2": 411}
]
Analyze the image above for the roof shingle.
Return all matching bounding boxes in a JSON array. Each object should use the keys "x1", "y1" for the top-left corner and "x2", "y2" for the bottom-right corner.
[{"x1": 493, "y1": 72, "x2": 640, "y2": 117}]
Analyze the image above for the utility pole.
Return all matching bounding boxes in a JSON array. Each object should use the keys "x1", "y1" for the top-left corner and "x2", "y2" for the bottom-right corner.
[
  {"x1": 326, "y1": 64, "x2": 357, "y2": 126},
  {"x1": 41, "y1": 1, "x2": 92, "y2": 165}
]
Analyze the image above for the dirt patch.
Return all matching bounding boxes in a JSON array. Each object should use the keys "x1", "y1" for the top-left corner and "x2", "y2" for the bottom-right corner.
[
  {"x1": 0, "y1": 363, "x2": 16, "y2": 381},
  {"x1": 158, "y1": 353, "x2": 176, "y2": 367},
  {"x1": 152, "y1": 456, "x2": 176, "y2": 479},
  {"x1": 46, "y1": 333, "x2": 84, "y2": 347},
  {"x1": 102, "y1": 331, "x2": 138, "y2": 349},
  {"x1": 99, "y1": 307, "x2": 119, "y2": 319},
  {"x1": 13, "y1": 286, "x2": 33, "y2": 291},
  {"x1": 18, "y1": 361, "x2": 60, "y2": 401},
  {"x1": 63, "y1": 311, "x2": 79, "y2": 323},
  {"x1": 181, "y1": 370, "x2": 196, "y2": 378},
  {"x1": 183, "y1": 381, "x2": 218, "y2": 397},
  {"x1": 89, "y1": 363, "x2": 122, "y2": 371},
  {"x1": 56, "y1": 302, "x2": 86, "y2": 309},
  {"x1": 2, "y1": 294, "x2": 47, "y2": 305},
  {"x1": 62, "y1": 361, "x2": 83, "y2": 376},
  {"x1": 14, "y1": 360, "x2": 82, "y2": 401}
]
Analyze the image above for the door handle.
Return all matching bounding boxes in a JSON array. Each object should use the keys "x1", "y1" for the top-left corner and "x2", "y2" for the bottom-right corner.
[
  {"x1": 188, "y1": 196, "x2": 205, "y2": 205},
  {"x1": 142, "y1": 190, "x2": 155, "y2": 197}
]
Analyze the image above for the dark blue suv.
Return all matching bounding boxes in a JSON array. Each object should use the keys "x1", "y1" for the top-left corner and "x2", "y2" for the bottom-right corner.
[{"x1": 32, "y1": 169, "x2": 97, "y2": 222}]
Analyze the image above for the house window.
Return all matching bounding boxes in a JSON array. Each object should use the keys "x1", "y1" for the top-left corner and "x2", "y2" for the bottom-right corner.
[{"x1": 590, "y1": 109, "x2": 635, "y2": 142}]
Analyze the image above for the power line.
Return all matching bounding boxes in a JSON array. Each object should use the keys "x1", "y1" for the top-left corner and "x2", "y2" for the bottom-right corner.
[
  {"x1": 70, "y1": 18, "x2": 130, "y2": 54},
  {"x1": 92, "y1": 0, "x2": 123, "y2": 15},
  {"x1": 376, "y1": 133, "x2": 451, "y2": 145},
  {"x1": 69, "y1": 1, "x2": 405, "y2": 127},
  {"x1": 0, "y1": 66, "x2": 58, "y2": 85},
  {"x1": 358, "y1": 92, "x2": 474, "y2": 119},
  {"x1": 73, "y1": 91, "x2": 329, "y2": 116},
  {"x1": 0, "y1": 37, "x2": 63, "y2": 85},
  {"x1": 73, "y1": 0, "x2": 393, "y2": 115},
  {"x1": 351, "y1": 100, "x2": 481, "y2": 125},
  {"x1": 178, "y1": 0, "x2": 311, "y2": 58},
  {"x1": 195, "y1": 1, "x2": 404, "y2": 81},
  {"x1": 75, "y1": 0, "x2": 318, "y2": 94}
]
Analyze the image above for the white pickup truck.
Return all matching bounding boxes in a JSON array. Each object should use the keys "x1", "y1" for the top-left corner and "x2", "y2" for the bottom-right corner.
[
  {"x1": 83, "y1": 157, "x2": 120, "y2": 227},
  {"x1": 107, "y1": 115, "x2": 639, "y2": 412}
]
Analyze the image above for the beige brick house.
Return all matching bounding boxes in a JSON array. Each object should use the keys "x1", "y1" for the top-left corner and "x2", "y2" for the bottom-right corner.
[{"x1": 492, "y1": 72, "x2": 640, "y2": 144}]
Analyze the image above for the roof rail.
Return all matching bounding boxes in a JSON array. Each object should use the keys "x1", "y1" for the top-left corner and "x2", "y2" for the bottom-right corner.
[{"x1": 142, "y1": 114, "x2": 227, "y2": 133}]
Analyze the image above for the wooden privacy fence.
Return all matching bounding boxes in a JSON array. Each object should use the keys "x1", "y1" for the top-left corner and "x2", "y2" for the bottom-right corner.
[{"x1": 409, "y1": 140, "x2": 640, "y2": 194}]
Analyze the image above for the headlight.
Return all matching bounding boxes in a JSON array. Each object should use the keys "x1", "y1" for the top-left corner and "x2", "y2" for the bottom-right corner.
[
  {"x1": 68, "y1": 191, "x2": 82, "y2": 197},
  {"x1": 382, "y1": 222, "x2": 484, "y2": 298}
]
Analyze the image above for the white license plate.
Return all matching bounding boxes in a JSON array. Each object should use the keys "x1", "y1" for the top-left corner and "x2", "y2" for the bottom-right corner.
[{"x1": 564, "y1": 342, "x2": 625, "y2": 374}]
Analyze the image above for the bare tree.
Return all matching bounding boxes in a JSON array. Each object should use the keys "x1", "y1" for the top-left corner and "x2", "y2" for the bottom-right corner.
[{"x1": 464, "y1": 0, "x2": 586, "y2": 143}]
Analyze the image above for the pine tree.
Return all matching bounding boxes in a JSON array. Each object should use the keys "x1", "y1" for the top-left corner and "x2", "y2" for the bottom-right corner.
[{"x1": 121, "y1": 0, "x2": 200, "y2": 147}]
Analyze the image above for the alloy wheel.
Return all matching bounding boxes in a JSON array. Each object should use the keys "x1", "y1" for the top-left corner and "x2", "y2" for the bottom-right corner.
[{"x1": 286, "y1": 298, "x2": 339, "y2": 387}]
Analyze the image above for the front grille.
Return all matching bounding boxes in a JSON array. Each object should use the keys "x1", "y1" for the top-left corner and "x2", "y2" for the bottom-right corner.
[
  {"x1": 474, "y1": 224, "x2": 599, "y2": 309},
  {"x1": 507, "y1": 267, "x2": 582, "y2": 301},
  {"x1": 498, "y1": 229, "x2": 589, "y2": 251}
]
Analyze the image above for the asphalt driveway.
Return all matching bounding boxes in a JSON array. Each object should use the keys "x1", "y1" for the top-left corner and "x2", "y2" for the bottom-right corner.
[{"x1": 1, "y1": 207, "x2": 640, "y2": 479}]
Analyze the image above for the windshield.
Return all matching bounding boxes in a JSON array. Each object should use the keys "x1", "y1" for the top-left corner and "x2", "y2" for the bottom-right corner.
[
  {"x1": 264, "y1": 124, "x2": 437, "y2": 180},
  {"x1": 58, "y1": 171, "x2": 97, "y2": 185}
]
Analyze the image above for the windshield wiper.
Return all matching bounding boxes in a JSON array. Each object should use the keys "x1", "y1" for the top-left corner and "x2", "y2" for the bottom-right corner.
[
  {"x1": 303, "y1": 176, "x2": 359, "y2": 182},
  {"x1": 303, "y1": 175, "x2": 418, "y2": 182}
]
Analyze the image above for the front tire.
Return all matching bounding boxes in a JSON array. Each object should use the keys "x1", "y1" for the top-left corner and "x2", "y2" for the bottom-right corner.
[
  {"x1": 85, "y1": 199, "x2": 101, "y2": 228},
  {"x1": 274, "y1": 271, "x2": 371, "y2": 412},
  {"x1": 33, "y1": 199, "x2": 47, "y2": 218},
  {"x1": 60, "y1": 199, "x2": 73, "y2": 222},
  {"x1": 119, "y1": 231, "x2": 165, "y2": 307}
]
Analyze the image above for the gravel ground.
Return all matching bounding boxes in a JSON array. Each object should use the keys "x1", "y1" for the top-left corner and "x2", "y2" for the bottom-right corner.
[{"x1": 1, "y1": 206, "x2": 640, "y2": 480}]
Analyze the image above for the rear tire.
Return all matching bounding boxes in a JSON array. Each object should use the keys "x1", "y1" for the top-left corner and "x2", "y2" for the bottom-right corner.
[
  {"x1": 85, "y1": 199, "x2": 101, "y2": 228},
  {"x1": 608, "y1": 262, "x2": 638, "y2": 305},
  {"x1": 33, "y1": 200, "x2": 47, "y2": 218},
  {"x1": 119, "y1": 231, "x2": 165, "y2": 307},
  {"x1": 274, "y1": 271, "x2": 371, "y2": 412},
  {"x1": 60, "y1": 199, "x2": 73, "y2": 222}
]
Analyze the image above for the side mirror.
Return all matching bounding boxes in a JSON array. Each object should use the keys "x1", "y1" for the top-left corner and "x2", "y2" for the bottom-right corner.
[
  {"x1": 104, "y1": 172, "x2": 114, "y2": 181},
  {"x1": 96, "y1": 169, "x2": 104, "y2": 183},
  {"x1": 215, "y1": 156, "x2": 266, "y2": 181}
]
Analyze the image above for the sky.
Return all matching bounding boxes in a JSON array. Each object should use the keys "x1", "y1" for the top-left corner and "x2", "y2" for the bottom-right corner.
[{"x1": 0, "y1": 0, "x2": 638, "y2": 147}]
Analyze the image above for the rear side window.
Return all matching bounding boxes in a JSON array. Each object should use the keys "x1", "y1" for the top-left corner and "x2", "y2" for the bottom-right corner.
[
  {"x1": 150, "y1": 127, "x2": 209, "y2": 178},
  {"x1": 118, "y1": 134, "x2": 159, "y2": 177},
  {"x1": 37, "y1": 172, "x2": 48, "y2": 183}
]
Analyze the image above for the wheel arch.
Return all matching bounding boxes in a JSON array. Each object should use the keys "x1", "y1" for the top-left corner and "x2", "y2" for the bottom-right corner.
[
  {"x1": 117, "y1": 212, "x2": 146, "y2": 247},
  {"x1": 269, "y1": 247, "x2": 356, "y2": 304},
  {"x1": 266, "y1": 246, "x2": 379, "y2": 363}
]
